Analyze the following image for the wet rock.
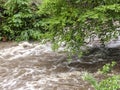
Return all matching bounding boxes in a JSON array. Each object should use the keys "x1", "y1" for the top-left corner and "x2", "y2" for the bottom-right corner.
[{"x1": 18, "y1": 41, "x2": 33, "y2": 48}]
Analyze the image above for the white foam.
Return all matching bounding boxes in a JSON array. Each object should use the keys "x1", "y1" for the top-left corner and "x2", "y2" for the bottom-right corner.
[
  {"x1": 0, "y1": 42, "x2": 57, "y2": 60},
  {"x1": 0, "y1": 42, "x2": 68, "y2": 90},
  {"x1": 106, "y1": 40, "x2": 120, "y2": 48}
]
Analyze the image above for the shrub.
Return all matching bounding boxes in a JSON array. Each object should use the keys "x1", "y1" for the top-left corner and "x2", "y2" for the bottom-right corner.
[
  {"x1": 83, "y1": 61, "x2": 120, "y2": 90},
  {"x1": 0, "y1": 0, "x2": 43, "y2": 41},
  {"x1": 99, "y1": 61, "x2": 116, "y2": 74},
  {"x1": 37, "y1": 0, "x2": 120, "y2": 54}
]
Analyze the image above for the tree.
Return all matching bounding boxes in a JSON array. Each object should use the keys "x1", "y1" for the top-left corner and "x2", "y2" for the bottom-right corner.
[
  {"x1": 0, "y1": 0, "x2": 42, "y2": 41},
  {"x1": 38, "y1": 0, "x2": 120, "y2": 55}
]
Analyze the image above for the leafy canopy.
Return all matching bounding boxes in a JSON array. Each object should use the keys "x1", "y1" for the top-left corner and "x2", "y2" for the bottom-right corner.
[
  {"x1": 38, "y1": 0, "x2": 120, "y2": 54},
  {"x1": 0, "y1": 0, "x2": 120, "y2": 54}
]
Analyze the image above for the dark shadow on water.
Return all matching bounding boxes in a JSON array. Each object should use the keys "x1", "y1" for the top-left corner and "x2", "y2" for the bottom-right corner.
[{"x1": 68, "y1": 47, "x2": 120, "y2": 72}]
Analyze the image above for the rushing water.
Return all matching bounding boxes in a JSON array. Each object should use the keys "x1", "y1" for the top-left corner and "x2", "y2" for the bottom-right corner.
[
  {"x1": 0, "y1": 42, "x2": 92, "y2": 90},
  {"x1": 0, "y1": 40, "x2": 120, "y2": 90}
]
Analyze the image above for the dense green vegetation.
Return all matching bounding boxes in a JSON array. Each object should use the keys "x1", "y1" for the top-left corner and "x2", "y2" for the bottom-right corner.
[
  {"x1": 83, "y1": 61, "x2": 120, "y2": 90},
  {"x1": 39, "y1": 0, "x2": 120, "y2": 53},
  {"x1": 0, "y1": 0, "x2": 43, "y2": 41},
  {"x1": 0, "y1": 0, "x2": 120, "y2": 52}
]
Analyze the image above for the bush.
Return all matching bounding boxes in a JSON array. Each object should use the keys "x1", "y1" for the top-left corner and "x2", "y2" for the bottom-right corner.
[
  {"x1": 83, "y1": 72, "x2": 120, "y2": 90},
  {"x1": 0, "y1": 0, "x2": 120, "y2": 54},
  {"x1": 83, "y1": 61, "x2": 120, "y2": 90},
  {"x1": 0, "y1": 0, "x2": 44, "y2": 41},
  {"x1": 37, "y1": 0, "x2": 120, "y2": 54}
]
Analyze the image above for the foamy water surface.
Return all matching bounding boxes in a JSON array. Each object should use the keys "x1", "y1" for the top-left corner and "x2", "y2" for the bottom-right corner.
[{"x1": 0, "y1": 42, "x2": 89, "y2": 90}]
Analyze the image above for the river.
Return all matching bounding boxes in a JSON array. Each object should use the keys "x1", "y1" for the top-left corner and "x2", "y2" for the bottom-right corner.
[{"x1": 0, "y1": 41, "x2": 120, "y2": 90}]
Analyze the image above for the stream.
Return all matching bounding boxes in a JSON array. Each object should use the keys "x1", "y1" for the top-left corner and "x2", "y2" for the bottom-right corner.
[{"x1": 0, "y1": 41, "x2": 120, "y2": 90}]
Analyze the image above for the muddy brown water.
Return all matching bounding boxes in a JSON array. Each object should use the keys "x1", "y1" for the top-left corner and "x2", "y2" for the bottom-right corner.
[{"x1": 0, "y1": 42, "x2": 120, "y2": 90}]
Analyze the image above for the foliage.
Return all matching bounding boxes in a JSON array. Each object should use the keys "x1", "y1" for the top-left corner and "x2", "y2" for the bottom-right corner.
[
  {"x1": 83, "y1": 72, "x2": 120, "y2": 90},
  {"x1": 0, "y1": 0, "x2": 120, "y2": 54},
  {"x1": 0, "y1": 0, "x2": 43, "y2": 41},
  {"x1": 83, "y1": 61, "x2": 120, "y2": 90},
  {"x1": 99, "y1": 61, "x2": 116, "y2": 74},
  {"x1": 37, "y1": 0, "x2": 120, "y2": 54}
]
